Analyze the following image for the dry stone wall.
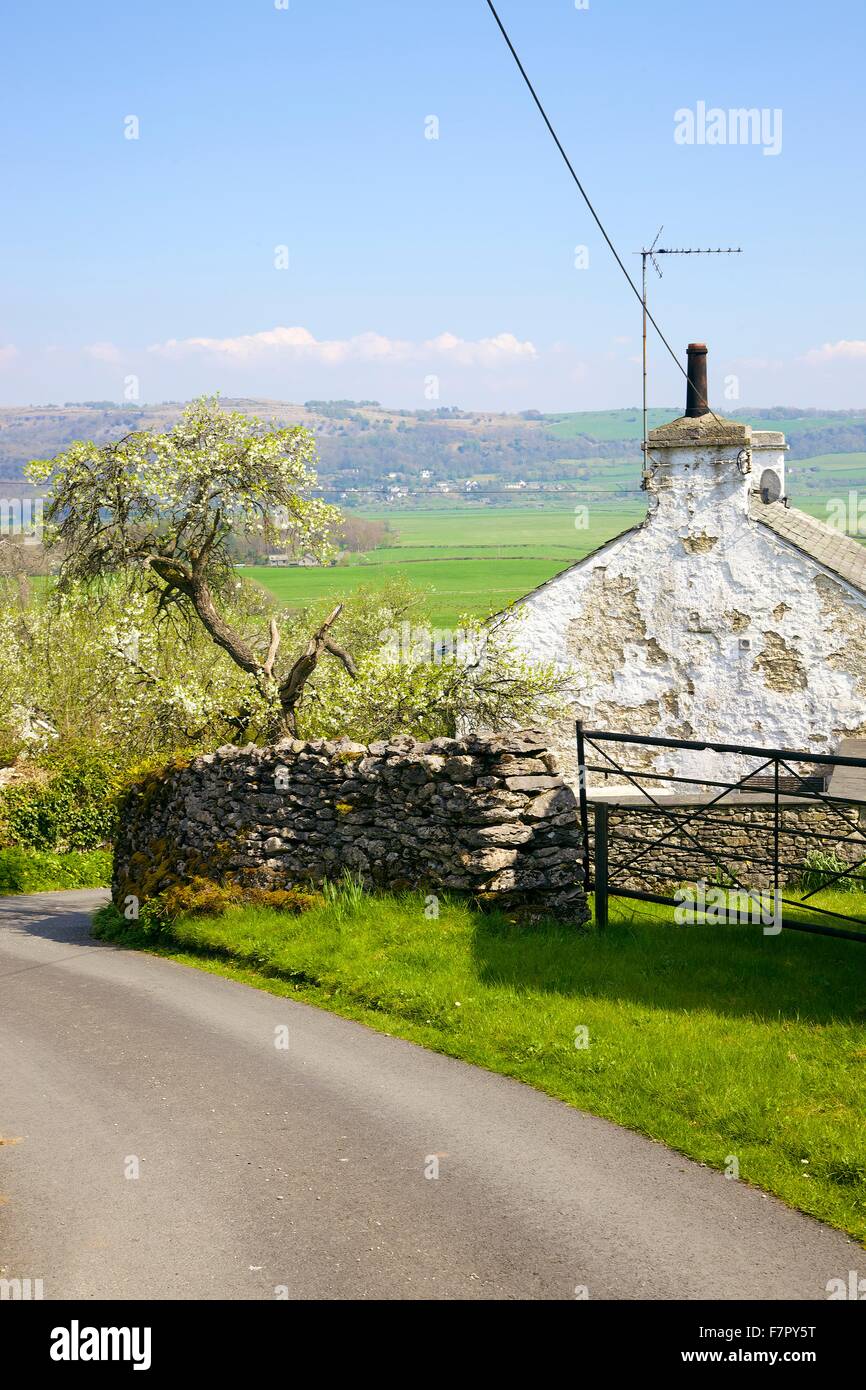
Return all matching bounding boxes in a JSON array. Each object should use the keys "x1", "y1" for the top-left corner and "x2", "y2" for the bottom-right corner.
[{"x1": 113, "y1": 730, "x2": 588, "y2": 922}]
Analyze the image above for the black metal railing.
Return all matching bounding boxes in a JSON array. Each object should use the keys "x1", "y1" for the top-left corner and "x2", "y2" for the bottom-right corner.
[{"x1": 575, "y1": 725, "x2": 866, "y2": 942}]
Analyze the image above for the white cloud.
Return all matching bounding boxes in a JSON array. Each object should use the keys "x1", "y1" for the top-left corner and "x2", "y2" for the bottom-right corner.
[
  {"x1": 84, "y1": 341, "x2": 122, "y2": 363},
  {"x1": 802, "y1": 339, "x2": 866, "y2": 364},
  {"x1": 147, "y1": 324, "x2": 537, "y2": 368},
  {"x1": 422, "y1": 331, "x2": 537, "y2": 366},
  {"x1": 0, "y1": 344, "x2": 19, "y2": 368}
]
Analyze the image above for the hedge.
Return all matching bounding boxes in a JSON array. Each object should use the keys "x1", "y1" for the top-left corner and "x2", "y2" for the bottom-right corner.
[{"x1": 0, "y1": 750, "x2": 126, "y2": 852}]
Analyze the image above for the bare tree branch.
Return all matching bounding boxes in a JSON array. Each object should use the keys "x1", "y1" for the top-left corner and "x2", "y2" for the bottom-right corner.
[
  {"x1": 322, "y1": 635, "x2": 358, "y2": 678},
  {"x1": 263, "y1": 618, "x2": 280, "y2": 678},
  {"x1": 277, "y1": 604, "x2": 356, "y2": 730},
  {"x1": 146, "y1": 557, "x2": 262, "y2": 677}
]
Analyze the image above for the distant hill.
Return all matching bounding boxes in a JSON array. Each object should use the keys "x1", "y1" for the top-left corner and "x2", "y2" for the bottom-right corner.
[
  {"x1": 2, "y1": 399, "x2": 865, "y2": 507},
  {"x1": 546, "y1": 406, "x2": 866, "y2": 457}
]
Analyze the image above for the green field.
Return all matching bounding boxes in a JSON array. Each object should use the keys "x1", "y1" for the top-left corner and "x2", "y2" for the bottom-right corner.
[
  {"x1": 546, "y1": 408, "x2": 866, "y2": 447},
  {"x1": 249, "y1": 504, "x2": 643, "y2": 625},
  {"x1": 769, "y1": 419, "x2": 864, "y2": 439},
  {"x1": 791, "y1": 453, "x2": 866, "y2": 492},
  {"x1": 546, "y1": 408, "x2": 674, "y2": 441},
  {"x1": 248, "y1": 557, "x2": 568, "y2": 627},
  {"x1": 364, "y1": 504, "x2": 640, "y2": 551},
  {"x1": 249, "y1": 470, "x2": 866, "y2": 627}
]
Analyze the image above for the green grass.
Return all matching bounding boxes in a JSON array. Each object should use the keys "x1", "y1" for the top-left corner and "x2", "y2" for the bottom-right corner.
[
  {"x1": 354, "y1": 544, "x2": 578, "y2": 563},
  {"x1": 94, "y1": 886, "x2": 866, "y2": 1243},
  {"x1": 363, "y1": 503, "x2": 641, "y2": 550},
  {"x1": 0, "y1": 846, "x2": 112, "y2": 894},
  {"x1": 795, "y1": 452, "x2": 866, "y2": 474},
  {"x1": 261, "y1": 448, "x2": 861, "y2": 630},
  {"x1": 545, "y1": 409, "x2": 866, "y2": 444},
  {"x1": 249, "y1": 504, "x2": 643, "y2": 625},
  {"x1": 248, "y1": 557, "x2": 570, "y2": 628},
  {"x1": 545, "y1": 408, "x2": 675, "y2": 441},
  {"x1": 769, "y1": 419, "x2": 866, "y2": 439}
]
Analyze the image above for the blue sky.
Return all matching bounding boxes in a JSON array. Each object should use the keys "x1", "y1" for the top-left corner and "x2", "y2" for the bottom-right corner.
[{"x1": 1, "y1": 0, "x2": 864, "y2": 410}]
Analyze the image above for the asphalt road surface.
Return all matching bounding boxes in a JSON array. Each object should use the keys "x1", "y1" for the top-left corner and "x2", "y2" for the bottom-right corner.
[{"x1": 0, "y1": 891, "x2": 857, "y2": 1300}]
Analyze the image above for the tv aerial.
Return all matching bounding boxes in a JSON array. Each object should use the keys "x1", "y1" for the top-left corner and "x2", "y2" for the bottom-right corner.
[{"x1": 636, "y1": 228, "x2": 742, "y2": 468}]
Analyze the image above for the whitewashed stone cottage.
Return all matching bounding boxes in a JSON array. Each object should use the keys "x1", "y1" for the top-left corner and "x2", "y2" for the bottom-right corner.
[{"x1": 503, "y1": 345, "x2": 866, "y2": 785}]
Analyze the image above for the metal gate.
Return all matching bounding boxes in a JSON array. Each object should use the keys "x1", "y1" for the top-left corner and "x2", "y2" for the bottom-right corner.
[{"x1": 575, "y1": 725, "x2": 866, "y2": 941}]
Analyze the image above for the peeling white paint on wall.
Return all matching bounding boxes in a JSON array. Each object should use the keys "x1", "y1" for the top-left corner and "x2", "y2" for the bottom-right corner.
[{"x1": 503, "y1": 413, "x2": 866, "y2": 787}]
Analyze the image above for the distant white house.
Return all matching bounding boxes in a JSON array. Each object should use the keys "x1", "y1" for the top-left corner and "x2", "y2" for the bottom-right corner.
[{"x1": 266, "y1": 553, "x2": 320, "y2": 568}]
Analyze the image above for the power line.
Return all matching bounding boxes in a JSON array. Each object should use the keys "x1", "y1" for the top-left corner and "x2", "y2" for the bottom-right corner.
[{"x1": 483, "y1": 0, "x2": 725, "y2": 425}]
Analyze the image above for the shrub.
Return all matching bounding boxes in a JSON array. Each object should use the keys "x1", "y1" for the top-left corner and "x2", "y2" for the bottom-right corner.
[
  {"x1": 92, "y1": 902, "x2": 141, "y2": 942},
  {"x1": 321, "y1": 870, "x2": 367, "y2": 921},
  {"x1": 0, "y1": 736, "x2": 24, "y2": 769},
  {"x1": 0, "y1": 846, "x2": 112, "y2": 894},
  {"x1": 793, "y1": 850, "x2": 866, "y2": 895},
  {"x1": 136, "y1": 876, "x2": 324, "y2": 931},
  {"x1": 0, "y1": 747, "x2": 126, "y2": 852}
]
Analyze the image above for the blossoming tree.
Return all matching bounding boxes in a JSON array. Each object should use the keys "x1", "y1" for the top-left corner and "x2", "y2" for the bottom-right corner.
[{"x1": 28, "y1": 397, "x2": 356, "y2": 736}]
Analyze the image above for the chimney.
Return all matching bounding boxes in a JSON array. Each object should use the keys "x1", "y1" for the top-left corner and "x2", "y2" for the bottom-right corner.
[{"x1": 684, "y1": 342, "x2": 709, "y2": 418}]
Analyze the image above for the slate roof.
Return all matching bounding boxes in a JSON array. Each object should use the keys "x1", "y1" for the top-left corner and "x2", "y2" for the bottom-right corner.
[
  {"x1": 826, "y1": 738, "x2": 866, "y2": 805},
  {"x1": 750, "y1": 498, "x2": 866, "y2": 596}
]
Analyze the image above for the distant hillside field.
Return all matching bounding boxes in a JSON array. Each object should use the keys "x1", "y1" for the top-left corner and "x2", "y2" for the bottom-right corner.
[
  {"x1": 3, "y1": 399, "x2": 862, "y2": 626},
  {"x1": 249, "y1": 504, "x2": 643, "y2": 627},
  {"x1": 546, "y1": 408, "x2": 675, "y2": 442},
  {"x1": 249, "y1": 471, "x2": 863, "y2": 627},
  {"x1": 357, "y1": 504, "x2": 640, "y2": 552},
  {"x1": 792, "y1": 452, "x2": 866, "y2": 484},
  {"x1": 247, "y1": 558, "x2": 571, "y2": 629},
  {"x1": 3, "y1": 399, "x2": 866, "y2": 493}
]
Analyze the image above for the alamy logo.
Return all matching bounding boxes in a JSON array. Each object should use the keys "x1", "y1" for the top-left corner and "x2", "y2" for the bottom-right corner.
[
  {"x1": 379, "y1": 622, "x2": 486, "y2": 666},
  {"x1": 0, "y1": 497, "x2": 43, "y2": 539},
  {"x1": 674, "y1": 102, "x2": 783, "y2": 157},
  {"x1": 50, "y1": 1320, "x2": 152, "y2": 1371},
  {"x1": 826, "y1": 1271, "x2": 866, "y2": 1300},
  {"x1": 0, "y1": 1277, "x2": 44, "y2": 1300},
  {"x1": 674, "y1": 879, "x2": 782, "y2": 935},
  {"x1": 826, "y1": 491, "x2": 866, "y2": 536}
]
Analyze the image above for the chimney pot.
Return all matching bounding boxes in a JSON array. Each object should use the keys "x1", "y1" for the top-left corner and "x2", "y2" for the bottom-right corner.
[{"x1": 685, "y1": 342, "x2": 709, "y2": 418}]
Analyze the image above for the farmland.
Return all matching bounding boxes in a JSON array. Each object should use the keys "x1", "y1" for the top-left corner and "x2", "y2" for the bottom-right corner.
[
  {"x1": 4, "y1": 399, "x2": 863, "y2": 630},
  {"x1": 248, "y1": 503, "x2": 643, "y2": 627},
  {"x1": 249, "y1": 453, "x2": 866, "y2": 627}
]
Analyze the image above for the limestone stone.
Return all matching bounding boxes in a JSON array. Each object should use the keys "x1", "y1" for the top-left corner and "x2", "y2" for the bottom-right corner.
[{"x1": 504, "y1": 774, "x2": 562, "y2": 792}]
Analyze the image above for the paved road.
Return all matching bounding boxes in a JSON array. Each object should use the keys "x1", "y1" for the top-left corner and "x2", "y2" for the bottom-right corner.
[{"x1": 0, "y1": 891, "x2": 857, "y2": 1300}]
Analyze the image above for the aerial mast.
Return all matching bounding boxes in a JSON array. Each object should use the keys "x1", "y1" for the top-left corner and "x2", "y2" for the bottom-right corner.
[{"x1": 636, "y1": 235, "x2": 742, "y2": 477}]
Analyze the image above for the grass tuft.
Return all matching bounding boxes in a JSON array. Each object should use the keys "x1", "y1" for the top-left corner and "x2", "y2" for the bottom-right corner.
[{"x1": 0, "y1": 846, "x2": 112, "y2": 895}]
